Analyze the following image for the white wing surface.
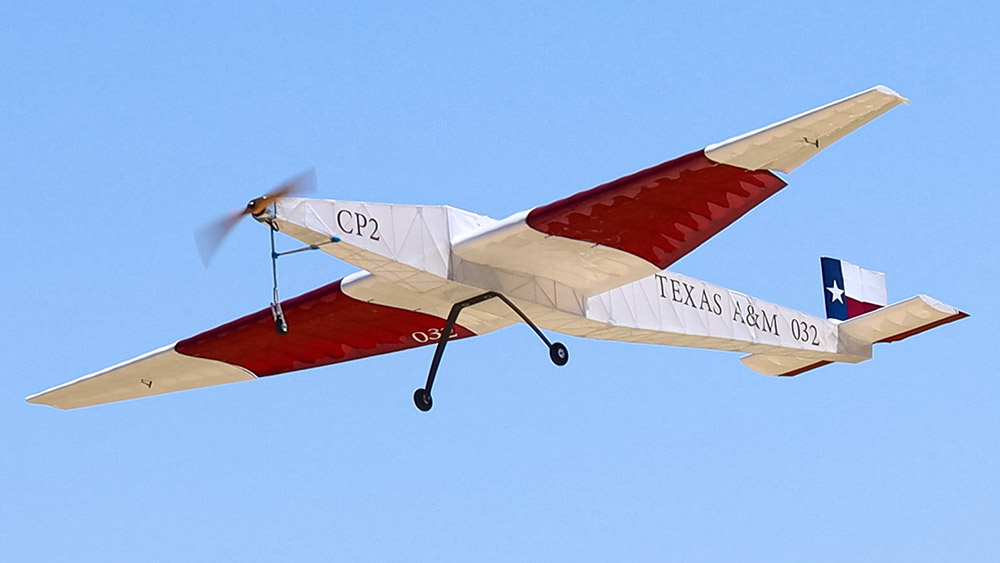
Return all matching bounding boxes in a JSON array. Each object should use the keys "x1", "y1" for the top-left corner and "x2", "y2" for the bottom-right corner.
[
  {"x1": 26, "y1": 346, "x2": 255, "y2": 410},
  {"x1": 705, "y1": 85, "x2": 908, "y2": 173}
]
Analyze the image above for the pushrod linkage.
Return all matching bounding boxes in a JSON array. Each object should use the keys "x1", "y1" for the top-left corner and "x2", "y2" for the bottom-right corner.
[
  {"x1": 274, "y1": 237, "x2": 341, "y2": 258},
  {"x1": 413, "y1": 292, "x2": 569, "y2": 412}
]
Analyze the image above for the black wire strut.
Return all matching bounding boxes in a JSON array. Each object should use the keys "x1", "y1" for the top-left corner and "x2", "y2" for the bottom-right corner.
[{"x1": 413, "y1": 291, "x2": 569, "y2": 412}]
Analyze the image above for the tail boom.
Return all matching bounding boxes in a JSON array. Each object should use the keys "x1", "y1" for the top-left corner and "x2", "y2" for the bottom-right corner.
[{"x1": 528, "y1": 269, "x2": 965, "y2": 378}]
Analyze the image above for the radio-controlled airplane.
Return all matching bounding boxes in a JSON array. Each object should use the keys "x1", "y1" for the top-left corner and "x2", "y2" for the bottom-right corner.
[{"x1": 28, "y1": 85, "x2": 966, "y2": 412}]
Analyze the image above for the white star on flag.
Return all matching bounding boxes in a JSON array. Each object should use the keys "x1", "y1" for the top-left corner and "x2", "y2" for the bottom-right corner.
[{"x1": 827, "y1": 280, "x2": 845, "y2": 304}]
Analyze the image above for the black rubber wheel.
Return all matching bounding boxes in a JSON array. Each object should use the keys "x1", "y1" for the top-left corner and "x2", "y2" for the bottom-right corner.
[
  {"x1": 413, "y1": 388, "x2": 433, "y2": 412},
  {"x1": 549, "y1": 342, "x2": 569, "y2": 366}
]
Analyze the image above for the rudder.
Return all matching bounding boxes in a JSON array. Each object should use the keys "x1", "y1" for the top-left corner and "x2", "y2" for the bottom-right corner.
[{"x1": 821, "y1": 257, "x2": 887, "y2": 320}]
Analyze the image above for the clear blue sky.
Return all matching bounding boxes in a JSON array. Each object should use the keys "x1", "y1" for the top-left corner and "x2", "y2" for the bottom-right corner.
[{"x1": 3, "y1": 2, "x2": 996, "y2": 561}]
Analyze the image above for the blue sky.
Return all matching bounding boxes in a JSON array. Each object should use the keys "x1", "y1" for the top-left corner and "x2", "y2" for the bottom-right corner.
[{"x1": 2, "y1": 2, "x2": 997, "y2": 561}]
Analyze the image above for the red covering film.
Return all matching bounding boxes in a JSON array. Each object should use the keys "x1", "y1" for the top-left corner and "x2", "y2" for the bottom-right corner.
[
  {"x1": 526, "y1": 151, "x2": 786, "y2": 269},
  {"x1": 176, "y1": 279, "x2": 475, "y2": 377},
  {"x1": 846, "y1": 297, "x2": 883, "y2": 318}
]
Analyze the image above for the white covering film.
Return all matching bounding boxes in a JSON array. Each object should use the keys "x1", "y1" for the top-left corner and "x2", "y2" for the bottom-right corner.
[
  {"x1": 705, "y1": 85, "x2": 909, "y2": 173},
  {"x1": 274, "y1": 198, "x2": 656, "y2": 319},
  {"x1": 452, "y1": 212, "x2": 658, "y2": 295},
  {"x1": 26, "y1": 346, "x2": 255, "y2": 410},
  {"x1": 339, "y1": 270, "x2": 519, "y2": 336},
  {"x1": 273, "y1": 198, "x2": 529, "y2": 334},
  {"x1": 553, "y1": 270, "x2": 868, "y2": 361},
  {"x1": 275, "y1": 198, "x2": 495, "y2": 293},
  {"x1": 842, "y1": 260, "x2": 888, "y2": 306}
]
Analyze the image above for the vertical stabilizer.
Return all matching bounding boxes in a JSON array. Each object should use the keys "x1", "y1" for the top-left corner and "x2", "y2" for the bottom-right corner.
[{"x1": 821, "y1": 257, "x2": 887, "y2": 320}]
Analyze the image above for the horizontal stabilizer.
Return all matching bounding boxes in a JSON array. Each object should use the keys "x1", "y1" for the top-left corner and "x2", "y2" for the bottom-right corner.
[
  {"x1": 740, "y1": 355, "x2": 833, "y2": 377},
  {"x1": 839, "y1": 294, "x2": 967, "y2": 344},
  {"x1": 741, "y1": 295, "x2": 967, "y2": 377},
  {"x1": 705, "y1": 85, "x2": 908, "y2": 173}
]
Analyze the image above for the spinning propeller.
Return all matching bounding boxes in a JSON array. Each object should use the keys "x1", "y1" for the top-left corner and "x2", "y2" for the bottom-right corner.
[{"x1": 196, "y1": 169, "x2": 316, "y2": 265}]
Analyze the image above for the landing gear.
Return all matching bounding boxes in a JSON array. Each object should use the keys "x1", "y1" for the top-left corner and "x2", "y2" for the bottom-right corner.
[
  {"x1": 259, "y1": 206, "x2": 339, "y2": 336},
  {"x1": 549, "y1": 342, "x2": 569, "y2": 366},
  {"x1": 413, "y1": 291, "x2": 568, "y2": 412},
  {"x1": 267, "y1": 215, "x2": 287, "y2": 336},
  {"x1": 413, "y1": 388, "x2": 433, "y2": 412},
  {"x1": 270, "y1": 302, "x2": 288, "y2": 335}
]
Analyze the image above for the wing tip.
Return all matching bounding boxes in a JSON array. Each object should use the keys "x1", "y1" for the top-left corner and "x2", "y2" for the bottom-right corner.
[
  {"x1": 24, "y1": 393, "x2": 68, "y2": 409},
  {"x1": 705, "y1": 83, "x2": 911, "y2": 173},
  {"x1": 872, "y1": 84, "x2": 910, "y2": 105},
  {"x1": 24, "y1": 345, "x2": 255, "y2": 411}
]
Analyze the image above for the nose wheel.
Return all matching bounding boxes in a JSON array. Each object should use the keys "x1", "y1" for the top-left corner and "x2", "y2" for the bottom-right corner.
[{"x1": 413, "y1": 292, "x2": 569, "y2": 412}]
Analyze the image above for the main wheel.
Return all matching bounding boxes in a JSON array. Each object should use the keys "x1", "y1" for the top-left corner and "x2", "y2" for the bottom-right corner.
[
  {"x1": 413, "y1": 388, "x2": 433, "y2": 412},
  {"x1": 549, "y1": 342, "x2": 569, "y2": 366}
]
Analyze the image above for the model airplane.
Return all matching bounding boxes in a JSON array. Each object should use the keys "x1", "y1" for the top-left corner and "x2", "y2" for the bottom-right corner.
[{"x1": 28, "y1": 85, "x2": 967, "y2": 412}]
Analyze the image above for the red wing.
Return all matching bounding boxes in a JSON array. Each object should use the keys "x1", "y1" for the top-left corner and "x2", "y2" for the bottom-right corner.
[
  {"x1": 458, "y1": 86, "x2": 908, "y2": 293},
  {"x1": 526, "y1": 150, "x2": 786, "y2": 270},
  {"x1": 27, "y1": 279, "x2": 475, "y2": 409},
  {"x1": 176, "y1": 279, "x2": 474, "y2": 376}
]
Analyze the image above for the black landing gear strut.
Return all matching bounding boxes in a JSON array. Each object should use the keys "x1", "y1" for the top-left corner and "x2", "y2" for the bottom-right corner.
[{"x1": 413, "y1": 292, "x2": 568, "y2": 412}]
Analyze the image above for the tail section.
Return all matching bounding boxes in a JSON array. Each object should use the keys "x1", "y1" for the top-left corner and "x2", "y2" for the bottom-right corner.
[
  {"x1": 741, "y1": 259, "x2": 966, "y2": 377},
  {"x1": 821, "y1": 257, "x2": 887, "y2": 320},
  {"x1": 838, "y1": 295, "x2": 968, "y2": 345}
]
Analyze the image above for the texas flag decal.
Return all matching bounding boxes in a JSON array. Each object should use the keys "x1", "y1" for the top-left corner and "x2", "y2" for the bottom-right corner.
[{"x1": 821, "y1": 257, "x2": 888, "y2": 320}]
